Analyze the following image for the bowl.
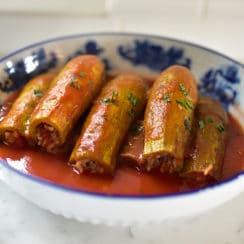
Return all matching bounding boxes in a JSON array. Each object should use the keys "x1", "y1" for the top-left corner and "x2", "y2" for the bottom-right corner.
[{"x1": 0, "y1": 32, "x2": 243, "y2": 226}]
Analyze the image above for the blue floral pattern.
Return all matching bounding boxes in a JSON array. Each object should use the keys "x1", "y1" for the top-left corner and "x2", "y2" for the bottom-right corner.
[
  {"x1": 0, "y1": 48, "x2": 57, "y2": 92},
  {"x1": 66, "y1": 40, "x2": 111, "y2": 71},
  {"x1": 0, "y1": 39, "x2": 241, "y2": 113},
  {"x1": 118, "y1": 40, "x2": 191, "y2": 71},
  {"x1": 198, "y1": 65, "x2": 240, "y2": 109}
]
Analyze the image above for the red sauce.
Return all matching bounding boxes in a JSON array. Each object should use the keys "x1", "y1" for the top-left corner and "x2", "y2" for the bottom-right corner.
[
  {"x1": 0, "y1": 115, "x2": 243, "y2": 196},
  {"x1": 0, "y1": 77, "x2": 244, "y2": 196},
  {"x1": 222, "y1": 116, "x2": 244, "y2": 179}
]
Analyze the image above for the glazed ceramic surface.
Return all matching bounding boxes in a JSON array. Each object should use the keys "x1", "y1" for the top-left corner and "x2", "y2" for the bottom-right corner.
[{"x1": 0, "y1": 33, "x2": 243, "y2": 225}]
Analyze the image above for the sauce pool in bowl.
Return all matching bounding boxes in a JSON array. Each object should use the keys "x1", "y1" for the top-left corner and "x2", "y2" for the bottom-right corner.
[{"x1": 0, "y1": 115, "x2": 243, "y2": 196}]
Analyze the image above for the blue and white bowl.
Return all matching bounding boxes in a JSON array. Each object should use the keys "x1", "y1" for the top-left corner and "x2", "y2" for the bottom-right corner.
[{"x1": 0, "y1": 33, "x2": 243, "y2": 226}]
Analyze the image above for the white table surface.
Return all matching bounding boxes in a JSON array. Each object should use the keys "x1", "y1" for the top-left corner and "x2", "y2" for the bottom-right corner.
[
  {"x1": 0, "y1": 13, "x2": 244, "y2": 244},
  {"x1": 1, "y1": 180, "x2": 244, "y2": 244}
]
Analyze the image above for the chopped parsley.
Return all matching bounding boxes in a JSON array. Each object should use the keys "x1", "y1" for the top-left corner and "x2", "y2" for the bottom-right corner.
[
  {"x1": 198, "y1": 120, "x2": 205, "y2": 129},
  {"x1": 111, "y1": 91, "x2": 119, "y2": 105},
  {"x1": 101, "y1": 97, "x2": 111, "y2": 103},
  {"x1": 179, "y1": 83, "x2": 188, "y2": 96},
  {"x1": 112, "y1": 91, "x2": 118, "y2": 100},
  {"x1": 127, "y1": 92, "x2": 139, "y2": 106},
  {"x1": 70, "y1": 75, "x2": 81, "y2": 90},
  {"x1": 101, "y1": 90, "x2": 119, "y2": 105},
  {"x1": 79, "y1": 72, "x2": 86, "y2": 77},
  {"x1": 198, "y1": 117, "x2": 214, "y2": 129},
  {"x1": 206, "y1": 117, "x2": 213, "y2": 123},
  {"x1": 184, "y1": 118, "x2": 191, "y2": 131},
  {"x1": 216, "y1": 124, "x2": 225, "y2": 133},
  {"x1": 71, "y1": 75, "x2": 77, "y2": 82},
  {"x1": 33, "y1": 89, "x2": 43, "y2": 97},
  {"x1": 70, "y1": 76, "x2": 77, "y2": 87},
  {"x1": 163, "y1": 93, "x2": 171, "y2": 103},
  {"x1": 176, "y1": 99, "x2": 193, "y2": 110}
]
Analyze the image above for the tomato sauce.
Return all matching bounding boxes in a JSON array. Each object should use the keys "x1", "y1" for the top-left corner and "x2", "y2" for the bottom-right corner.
[
  {"x1": 0, "y1": 74, "x2": 244, "y2": 196},
  {"x1": 222, "y1": 116, "x2": 244, "y2": 179},
  {"x1": 0, "y1": 115, "x2": 243, "y2": 196}
]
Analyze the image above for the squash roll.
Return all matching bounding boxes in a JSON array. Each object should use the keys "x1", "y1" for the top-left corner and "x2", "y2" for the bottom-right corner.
[
  {"x1": 70, "y1": 75, "x2": 147, "y2": 174},
  {"x1": 182, "y1": 96, "x2": 228, "y2": 182},
  {"x1": 143, "y1": 65, "x2": 198, "y2": 173},
  {"x1": 29, "y1": 55, "x2": 105, "y2": 152},
  {"x1": 0, "y1": 73, "x2": 54, "y2": 147}
]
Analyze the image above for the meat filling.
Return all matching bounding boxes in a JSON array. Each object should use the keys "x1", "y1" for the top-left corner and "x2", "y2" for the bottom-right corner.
[
  {"x1": 74, "y1": 159, "x2": 104, "y2": 174},
  {"x1": 36, "y1": 123, "x2": 61, "y2": 152},
  {"x1": 4, "y1": 130, "x2": 26, "y2": 147},
  {"x1": 146, "y1": 154, "x2": 180, "y2": 174}
]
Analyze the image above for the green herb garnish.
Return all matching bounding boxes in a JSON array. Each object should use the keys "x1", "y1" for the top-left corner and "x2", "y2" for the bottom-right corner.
[
  {"x1": 70, "y1": 76, "x2": 77, "y2": 87},
  {"x1": 198, "y1": 117, "x2": 214, "y2": 129},
  {"x1": 176, "y1": 99, "x2": 193, "y2": 110},
  {"x1": 112, "y1": 91, "x2": 118, "y2": 100},
  {"x1": 70, "y1": 75, "x2": 82, "y2": 90},
  {"x1": 184, "y1": 118, "x2": 191, "y2": 131},
  {"x1": 111, "y1": 91, "x2": 119, "y2": 105},
  {"x1": 198, "y1": 120, "x2": 205, "y2": 129},
  {"x1": 127, "y1": 92, "x2": 139, "y2": 106},
  {"x1": 101, "y1": 97, "x2": 111, "y2": 103},
  {"x1": 101, "y1": 91, "x2": 119, "y2": 105},
  {"x1": 71, "y1": 76, "x2": 77, "y2": 82},
  {"x1": 163, "y1": 93, "x2": 171, "y2": 103},
  {"x1": 79, "y1": 72, "x2": 86, "y2": 77},
  {"x1": 179, "y1": 83, "x2": 188, "y2": 96},
  {"x1": 33, "y1": 89, "x2": 43, "y2": 97},
  {"x1": 216, "y1": 124, "x2": 225, "y2": 133},
  {"x1": 206, "y1": 117, "x2": 213, "y2": 123}
]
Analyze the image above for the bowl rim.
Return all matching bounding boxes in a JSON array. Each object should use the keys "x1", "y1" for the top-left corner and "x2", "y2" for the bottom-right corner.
[
  {"x1": 0, "y1": 32, "x2": 243, "y2": 67},
  {"x1": 0, "y1": 31, "x2": 243, "y2": 200}
]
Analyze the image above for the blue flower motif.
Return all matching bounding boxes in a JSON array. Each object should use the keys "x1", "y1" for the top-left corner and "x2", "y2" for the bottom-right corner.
[
  {"x1": 198, "y1": 65, "x2": 240, "y2": 109},
  {"x1": 66, "y1": 40, "x2": 111, "y2": 71},
  {"x1": 118, "y1": 40, "x2": 191, "y2": 71},
  {"x1": 0, "y1": 48, "x2": 58, "y2": 92}
]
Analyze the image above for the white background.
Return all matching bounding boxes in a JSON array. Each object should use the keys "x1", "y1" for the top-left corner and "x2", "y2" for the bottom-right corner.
[{"x1": 0, "y1": 0, "x2": 243, "y2": 61}]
